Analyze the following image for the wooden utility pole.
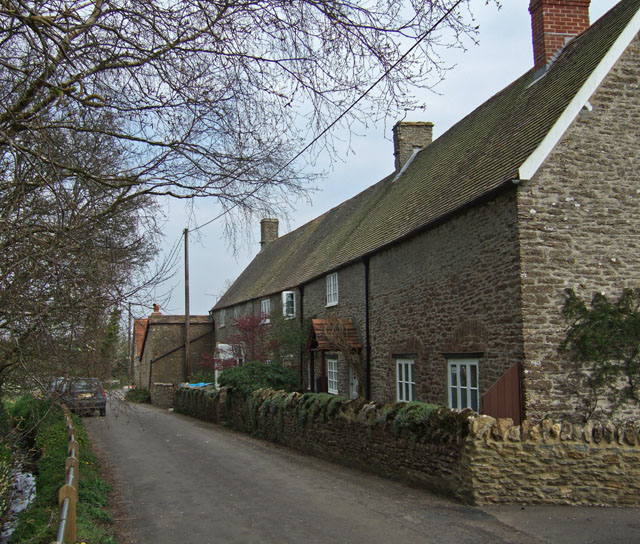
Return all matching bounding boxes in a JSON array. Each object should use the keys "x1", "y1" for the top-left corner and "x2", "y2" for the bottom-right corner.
[
  {"x1": 184, "y1": 228, "x2": 191, "y2": 380},
  {"x1": 127, "y1": 302, "x2": 132, "y2": 379}
]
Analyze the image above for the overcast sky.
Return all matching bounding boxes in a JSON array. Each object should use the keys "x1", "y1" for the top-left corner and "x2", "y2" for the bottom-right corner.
[{"x1": 149, "y1": 0, "x2": 620, "y2": 318}]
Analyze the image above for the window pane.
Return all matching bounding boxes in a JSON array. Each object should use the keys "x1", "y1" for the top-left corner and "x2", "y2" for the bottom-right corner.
[
  {"x1": 471, "y1": 364, "x2": 478, "y2": 387},
  {"x1": 451, "y1": 387, "x2": 458, "y2": 409},
  {"x1": 460, "y1": 365, "x2": 467, "y2": 387},
  {"x1": 471, "y1": 389, "x2": 478, "y2": 412},
  {"x1": 450, "y1": 365, "x2": 457, "y2": 386},
  {"x1": 460, "y1": 388, "x2": 468, "y2": 409},
  {"x1": 409, "y1": 363, "x2": 413, "y2": 383}
]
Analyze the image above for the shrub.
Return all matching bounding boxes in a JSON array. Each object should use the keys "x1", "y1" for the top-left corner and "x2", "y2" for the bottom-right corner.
[
  {"x1": 218, "y1": 362, "x2": 299, "y2": 395},
  {"x1": 392, "y1": 401, "x2": 441, "y2": 436},
  {"x1": 124, "y1": 388, "x2": 151, "y2": 404},
  {"x1": 188, "y1": 370, "x2": 217, "y2": 384}
]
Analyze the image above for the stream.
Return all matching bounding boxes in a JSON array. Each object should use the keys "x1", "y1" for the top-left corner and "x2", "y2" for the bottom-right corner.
[{"x1": 1, "y1": 464, "x2": 36, "y2": 544}]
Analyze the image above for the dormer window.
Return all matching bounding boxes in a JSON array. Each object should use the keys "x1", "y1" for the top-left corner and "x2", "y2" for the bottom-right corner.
[{"x1": 282, "y1": 291, "x2": 296, "y2": 318}]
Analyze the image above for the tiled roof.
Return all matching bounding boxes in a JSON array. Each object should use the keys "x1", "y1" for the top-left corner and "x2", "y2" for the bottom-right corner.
[
  {"x1": 214, "y1": 0, "x2": 640, "y2": 310},
  {"x1": 134, "y1": 319, "x2": 148, "y2": 358},
  {"x1": 309, "y1": 318, "x2": 362, "y2": 351}
]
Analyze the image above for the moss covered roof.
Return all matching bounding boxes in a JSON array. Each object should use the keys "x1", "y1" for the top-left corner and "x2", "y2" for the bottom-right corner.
[{"x1": 215, "y1": 0, "x2": 640, "y2": 310}]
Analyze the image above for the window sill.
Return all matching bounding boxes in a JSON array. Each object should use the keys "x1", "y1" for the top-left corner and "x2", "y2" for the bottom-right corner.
[{"x1": 326, "y1": 302, "x2": 338, "y2": 308}]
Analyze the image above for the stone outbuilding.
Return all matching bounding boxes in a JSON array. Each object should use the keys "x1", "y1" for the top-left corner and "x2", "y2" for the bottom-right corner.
[{"x1": 135, "y1": 305, "x2": 215, "y2": 389}]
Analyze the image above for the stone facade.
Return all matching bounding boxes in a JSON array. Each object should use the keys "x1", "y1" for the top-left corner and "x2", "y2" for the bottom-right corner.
[
  {"x1": 137, "y1": 315, "x2": 215, "y2": 388},
  {"x1": 302, "y1": 263, "x2": 368, "y2": 398},
  {"x1": 518, "y1": 33, "x2": 640, "y2": 422},
  {"x1": 368, "y1": 190, "x2": 523, "y2": 406},
  {"x1": 174, "y1": 386, "x2": 640, "y2": 506}
]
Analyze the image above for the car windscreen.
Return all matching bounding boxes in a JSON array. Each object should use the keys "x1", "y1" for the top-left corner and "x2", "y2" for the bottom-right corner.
[{"x1": 69, "y1": 380, "x2": 100, "y2": 393}]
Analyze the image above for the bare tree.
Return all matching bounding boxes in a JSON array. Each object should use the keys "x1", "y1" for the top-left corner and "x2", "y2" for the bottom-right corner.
[
  {"x1": 0, "y1": 0, "x2": 490, "y2": 391},
  {"x1": 0, "y1": 0, "x2": 485, "y2": 221},
  {"x1": 0, "y1": 119, "x2": 164, "y2": 389}
]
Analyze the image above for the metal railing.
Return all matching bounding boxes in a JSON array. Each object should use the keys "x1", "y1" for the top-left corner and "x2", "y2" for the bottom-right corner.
[{"x1": 52, "y1": 407, "x2": 79, "y2": 544}]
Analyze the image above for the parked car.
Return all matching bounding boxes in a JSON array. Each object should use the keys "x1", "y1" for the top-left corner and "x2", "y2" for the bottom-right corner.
[{"x1": 63, "y1": 378, "x2": 107, "y2": 416}]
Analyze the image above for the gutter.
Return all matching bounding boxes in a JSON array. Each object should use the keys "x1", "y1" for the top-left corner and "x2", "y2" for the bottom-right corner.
[{"x1": 363, "y1": 256, "x2": 371, "y2": 400}]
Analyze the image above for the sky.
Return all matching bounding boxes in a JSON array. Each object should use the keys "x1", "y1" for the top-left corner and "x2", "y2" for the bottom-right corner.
[{"x1": 150, "y1": 0, "x2": 620, "y2": 318}]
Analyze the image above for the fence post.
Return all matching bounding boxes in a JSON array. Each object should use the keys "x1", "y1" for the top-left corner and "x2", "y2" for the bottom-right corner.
[{"x1": 58, "y1": 483, "x2": 77, "y2": 542}]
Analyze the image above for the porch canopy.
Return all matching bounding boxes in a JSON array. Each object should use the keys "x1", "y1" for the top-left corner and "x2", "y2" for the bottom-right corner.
[
  {"x1": 307, "y1": 318, "x2": 361, "y2": 352},
  {"x1": 307, "y1": 318, "x2": 361, "y2": 393}
]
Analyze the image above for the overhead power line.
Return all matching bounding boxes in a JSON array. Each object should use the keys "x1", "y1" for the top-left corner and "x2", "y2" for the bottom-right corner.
[{"x1": 189, "y1": 0, "x2": 465, "y2": 235}]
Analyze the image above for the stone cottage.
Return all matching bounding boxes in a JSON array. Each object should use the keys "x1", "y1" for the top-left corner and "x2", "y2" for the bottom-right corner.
[{"x1": 212, "y1": 0, "x2": 640, "y2": 423}]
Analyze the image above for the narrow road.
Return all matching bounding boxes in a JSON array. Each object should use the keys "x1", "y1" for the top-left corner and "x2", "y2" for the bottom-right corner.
[{"x1": 85, "y1": 397, "x2": 639, "y2": 544}]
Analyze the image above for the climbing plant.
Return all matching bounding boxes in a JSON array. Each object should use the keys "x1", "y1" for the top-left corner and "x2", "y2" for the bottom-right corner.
[{"x1": 562, "y1": 288, "x2": 640, "y2": 419}]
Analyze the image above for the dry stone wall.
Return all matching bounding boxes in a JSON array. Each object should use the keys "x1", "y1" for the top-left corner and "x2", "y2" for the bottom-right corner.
[
  {"x1": 150, "y1": 383, "x2": 175, "y2": 409},
  {"x1": 173, "y1": 386, "x2": 640, "y2": 506},
  {"x1": 467, "y1": 415, "x2": 640, "y2": 505}
]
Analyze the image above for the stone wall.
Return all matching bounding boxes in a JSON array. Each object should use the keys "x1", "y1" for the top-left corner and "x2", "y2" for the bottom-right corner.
[
  {"x1": 173, "y1": 387, "x2": 640, "y2": 505},
  {"x1": 174, "y1": 387, "x2": 474, "y2": 502},
  {"x1": 150, "y1": 383, "x2": 175, "y2": 409},
  {"x1": 518, "y1": 33, "x2": 640, "y2": 422},
  {"x1": 467, "y1": 415, "x2": 640, "y2": 505}
]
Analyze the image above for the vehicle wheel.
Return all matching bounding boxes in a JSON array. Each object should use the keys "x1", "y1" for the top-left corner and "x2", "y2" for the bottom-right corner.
[{"x1": 100, "y1": 407, "x2": 106, "y2": 417}]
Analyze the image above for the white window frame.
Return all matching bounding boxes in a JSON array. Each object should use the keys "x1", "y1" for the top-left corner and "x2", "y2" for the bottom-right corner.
[
  {"x1": 261, "y1": 298, "x2": 271, "y2": 323},
  {"x1": 326, "y1": 272, "x2": 339, "y2": 307},
  {"x1": 327, "y1": 356, "x2": 339, "y2": 395},
  {"x1": 219, "y1": 309, "x2": 225, "y2": 328},
  {"x1": 447, "y1": 358, "x2": 480, "y2": 412},
  {"x1": 396, "y1": 358, "x2": 416, "y2": 402},
  {"x1": 233, "y1": 306, "x2": 240, "y2": 319},
  {"x1": 282, "y1": 291, "x2": 296, "y2": 319}
]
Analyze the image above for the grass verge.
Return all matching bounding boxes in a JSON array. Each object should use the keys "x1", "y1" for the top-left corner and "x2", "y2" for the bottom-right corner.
[{"x1": 8, "y1": 395, "x2": 115, "y2": 544}]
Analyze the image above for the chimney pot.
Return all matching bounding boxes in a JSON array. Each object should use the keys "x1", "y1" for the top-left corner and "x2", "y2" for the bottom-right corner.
[
  {"x1": 392, "y1": 121, "x2": 434, "y2": 171},
  {"x1": 529, "y1": 0, "x2": 591, "y2": 69},
  {"x1": 260, "y1": 218, "x2": 279, "y2": 251}
]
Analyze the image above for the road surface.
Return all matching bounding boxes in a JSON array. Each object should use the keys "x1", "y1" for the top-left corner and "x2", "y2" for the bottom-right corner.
[{"x1": 85, "y1": 397, "x2": 640, "y2": 544}]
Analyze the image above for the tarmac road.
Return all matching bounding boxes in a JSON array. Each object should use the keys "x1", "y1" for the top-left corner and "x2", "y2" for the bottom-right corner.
[{"x1": 85, "y1": 397, "x2": 640, "y2": 544}]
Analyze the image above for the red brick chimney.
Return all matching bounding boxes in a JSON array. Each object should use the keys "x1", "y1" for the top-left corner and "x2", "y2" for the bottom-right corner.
[{"x1": 529, "y1": 0, "x2": 591, "y2": 69}]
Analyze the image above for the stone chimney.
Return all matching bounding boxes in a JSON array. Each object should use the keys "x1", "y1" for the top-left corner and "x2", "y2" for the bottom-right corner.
[
  {"x1": 529, "y1": 0, "x2": 591, "y2": 70},
  {"x1": 260, "y1": 218, "x2": 279, "y2": 251},
  {"x1": 392, "y1": 121, "x2": 434, "y2": 171}
]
